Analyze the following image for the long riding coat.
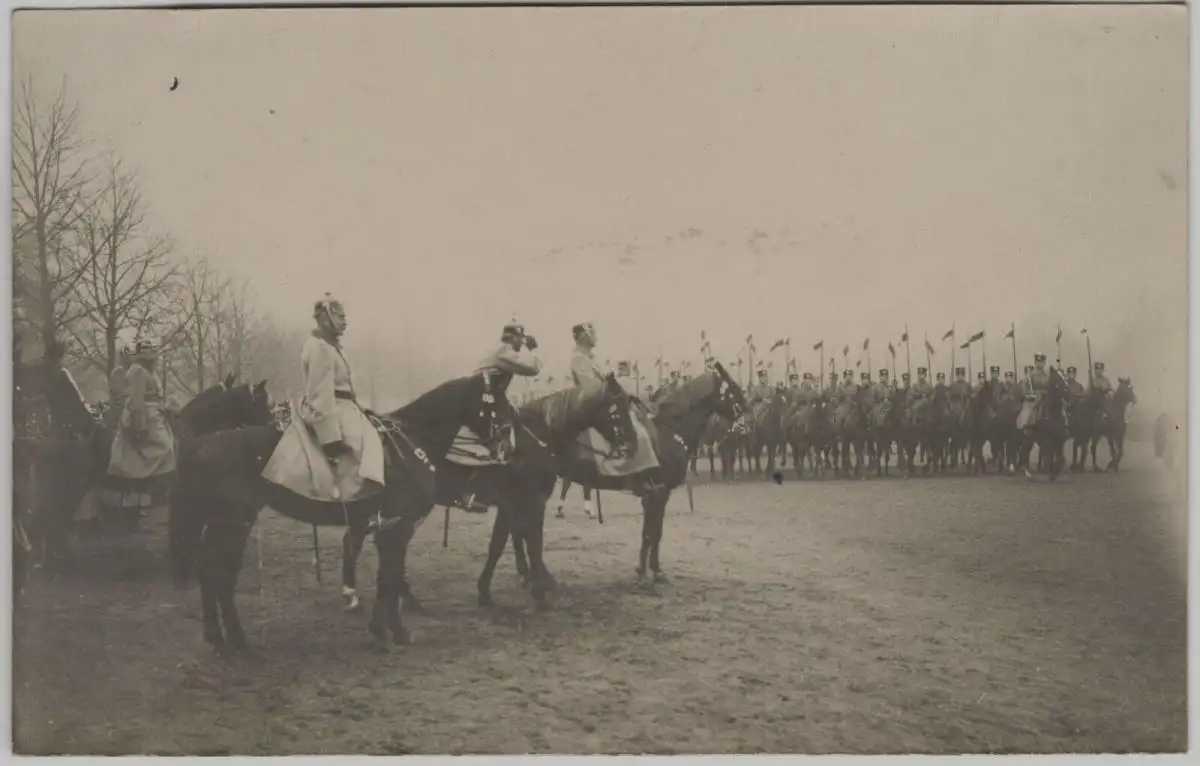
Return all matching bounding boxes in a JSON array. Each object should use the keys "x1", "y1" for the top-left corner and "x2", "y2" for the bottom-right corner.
[{"x1": 108, "y1": 362, "x2": 176, "y2": 479}]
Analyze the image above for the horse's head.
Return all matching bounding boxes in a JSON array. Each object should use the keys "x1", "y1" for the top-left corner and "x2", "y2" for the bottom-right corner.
[
  {"x1": 228, "y1": 379, "x2": 274, "y2": 429},
  {"x1": 711, "y1": 362, "x2": 749, "y2": 433},
  {"x1": 1116, "y1": 378, "x2": 1137, "y2": 405}
]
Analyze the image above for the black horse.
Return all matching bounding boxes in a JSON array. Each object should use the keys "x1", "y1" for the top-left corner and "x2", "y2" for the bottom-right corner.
[
  {"x1": 340, "y1": 373, "x2": 637, "y2": 611},
  {"x1": 528, "y1": 364, "x2": 748, "y2": 588},
  {"x1": 1069, "y1": 387, "x2": 1108, "y2": 472},
  {"x1": 20, "y1": 377, "x2": 271, "y2": 570},
  {"x1": 1100, "y1": 378, "x2": 1138, "y2": 472},
  {"x1": 168, "y1": 372, "x2": 511, "y2": 654},
  {"x1": 1019, "y1": 368, "x2": 1069, "y2": 480},
  {"x1": 961, "y1": 381, "x2": 997, "y2": 475}
]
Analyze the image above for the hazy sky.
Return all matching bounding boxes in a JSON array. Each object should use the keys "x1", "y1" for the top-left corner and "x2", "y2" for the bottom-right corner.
[{"x1": 13, "y1": 4, "x2": 1188, "y2": 408}]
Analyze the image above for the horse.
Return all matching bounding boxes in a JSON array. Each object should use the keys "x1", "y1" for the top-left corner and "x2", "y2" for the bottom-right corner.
[
  {"x1": 1068, "y1": 388, "x2": 1107, "y2": 472},
  {"x1": 339, "y1": 374, "x2": 637, "y2": 610},
  {"x1": 538, "y1": 364, "x2": 748, "y2": 587},
  {"x1": 829, "y1": 389, "x2": 870, "y2": 479},
  {"x1": 785, "y1": 396, "x2": 832, "y2": 479},
  {"x1": 868, "y1": 390, "x2": 905, "y2": 478},
  {"x1": 946, "y1": 392, "x2": 970, "y2": 470},
  {"x1": 1019, "y1": 369, "x2": 1069, "y2": 480},
  {"x1": 20, "y1": 377, "x2": 271, "y2": 570},
  {"x1": 1100, "y1": 378, "x2": 1137, "y2": 472},
  {"x1": 961, "y1": 382, "x2": 997, "y2": 475},
  {"x1": 167, "y1": 372, "x2": 512, "y2": 654},
  {"x1": 987, "y1": 387, "x2": 1022, "y2": 474},
  {"x1": 747, "y1": 389, "x2": 790, "y2": 478},
  {"x1": 470, "y1": 375, "x2": 639, "y2": 607}
]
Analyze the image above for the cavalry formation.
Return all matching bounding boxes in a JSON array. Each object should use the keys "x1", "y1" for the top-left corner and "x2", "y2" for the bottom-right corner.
[
  {"x1": 12, "y1": 301, "x2": 1138, "y2": 659},
  {"x1": 693, "y1": 363, "x2": 1137, "y2": 483}
]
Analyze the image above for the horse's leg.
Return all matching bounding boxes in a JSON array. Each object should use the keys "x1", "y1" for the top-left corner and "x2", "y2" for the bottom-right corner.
[
  {"x1": 519, "y1": 494, "x2": 552, "y2": 606},
  {"x1": 635, "y1": 494, "x2": 654, "y2": 585},
  {"x1": 341, "y1": 522, "x2": 370, "y2": 612},
  {"x1": 554, "y1": 478, "x2": 571, "y2": 519},
  {"x1": 211, "y1": 518, "x2": 255, "y2": 654},
  {"x1": 197, "y1": 523, "x2": 227, "y2": 652},
  {"x1": 477, "y1": 505, "x2": 511, "y2": 607},
  {"x1": 646, "y1": 492, "x2": 670, "y2": 584},
  {"x1": 373, "y1": 519, "x2": 419, "y2": 647},
  {"x1": 511, "y1": 530, "x2": 531, "y2": 582}
]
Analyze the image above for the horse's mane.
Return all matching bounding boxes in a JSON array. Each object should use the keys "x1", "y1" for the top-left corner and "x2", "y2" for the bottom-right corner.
[
  {"x1": 179, "y1": 381, "x2": 235, "y2": 423},
  {"x1": 384, "y1": 375, "x2": 484, "y2": 426},
  {"x1": 656, "y1": 371, "x2": 719, "y2": 422},
  {"x1": 519, "y1": 380, "x2": 610, "y2": 436}
]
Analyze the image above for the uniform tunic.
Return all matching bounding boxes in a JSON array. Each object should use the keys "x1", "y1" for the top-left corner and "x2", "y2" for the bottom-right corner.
[
  {"x1": 262, "y1": 331, "x2": 385, "y2": 501},
  {"x1": 1092, "y1": 372, "x2": 1113, "y2": 397},
  {"x1": 477, "y1": 343, "x2": 543, "y2": 395},
  {"x1": 107, "y1": 364, "x2": 129, "y2": 429},
  {"x1": 108, "y1": 362, "x2": 176, "y2": 479}
]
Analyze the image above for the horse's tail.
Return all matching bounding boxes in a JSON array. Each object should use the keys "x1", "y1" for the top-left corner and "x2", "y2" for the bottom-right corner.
[{"x1": 167, "y1": 460, "x2": 204, "y2": 588}]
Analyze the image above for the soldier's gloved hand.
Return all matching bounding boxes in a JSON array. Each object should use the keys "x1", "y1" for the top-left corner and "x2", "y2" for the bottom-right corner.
[
  {"x1": 323, "y1": 440, "x2": 351, "y2": 460},
  {"x1": 524, "y1": 335, "x2": 538, "y2": 351}
]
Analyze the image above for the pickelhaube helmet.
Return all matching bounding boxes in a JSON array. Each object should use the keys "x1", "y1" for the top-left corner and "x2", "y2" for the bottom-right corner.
[
  {"x1": 134, "y1": 334, "x2": 161, "y2": 358},
  {"x1": 314, "y1": 293, "x2": 345, "y2": 318},
  {"x1": 503, "y1": 323, "x2": 525, "y2": 341}
]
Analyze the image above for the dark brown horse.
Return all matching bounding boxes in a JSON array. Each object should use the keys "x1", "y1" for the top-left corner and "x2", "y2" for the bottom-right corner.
[
  {"x1": 1100, "y1": 379, "x2": 1137, "y2": 472},
  {"x1": 339, "y1": 374, "x2": 638, "y2": 610},
  {"x1": 528, "y1": 364, "x2": 748, "y2": 588},
  {"x1": 20, "y1": 377, "x2": 270, "y2": 570},
  {"x1": 168, "y1": 372, "x2": 512, "y2": 654}
]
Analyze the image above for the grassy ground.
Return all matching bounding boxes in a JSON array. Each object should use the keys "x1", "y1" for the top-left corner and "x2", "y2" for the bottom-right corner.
[{"x1": 12, "y1": 450, "x2": 1186, "y2": 754}]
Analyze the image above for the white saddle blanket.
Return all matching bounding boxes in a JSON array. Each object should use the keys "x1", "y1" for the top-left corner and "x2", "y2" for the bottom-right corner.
[
  {"x1": 445, "y1": 426, "x2": 515, "y2": 467},
  {"x1": 577, "y1": 415, "x2": 660, "y2": 477},
  {"x1": 261, "y1": 401, "x2": 385, "y2": 503}
]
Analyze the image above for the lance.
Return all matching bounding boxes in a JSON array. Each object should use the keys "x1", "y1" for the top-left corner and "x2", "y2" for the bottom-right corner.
[
  {"x1": 981, "y1": 330, "x2": 987, "y2": 380},
  {"x1": 950, "y1": 320, "x2": 956, "y2": 380},
  {"x1": 925, "y1": 333, "x2": 932, "y2": 375},
  {"x1": 820, "y1": 343, "x2": 825, "y2": 387},
  {"x1": 1057, "y1": 323, "x2": 1064, "y2": 371},
  {"x1": 747, "y1": 335, "x2": 755, "y2": 387},
  {"x1": 1084, "y1": 327, "x2": 1093, "y2": 387},
  {"x1": 1010, "y1": 322, "x2": 1018, "y2": 378},
  {"x1": 905, "y1": 325, "x2": 912, "y2": 381}
]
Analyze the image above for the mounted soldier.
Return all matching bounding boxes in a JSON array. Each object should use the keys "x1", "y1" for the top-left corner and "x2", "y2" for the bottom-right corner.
[
  {"x1": 107, "y1": 335, "x2": 177, "y2": 502},
  {"x1": 262, "y1": 295, "x2": 386, "y2": 505},
  {"x1": 106, "y1": 340, "x2": 134, "y2": 429},
  {"x1": 975, "y1": 371, "x2": 987, "y2": 392},
  {"x1": 1092, "y1": 361, "x2": 1113, "y2": 399},
  {"x1": 796, "y1": 372, "x2": 819, "y2": 406},
  {"x1": 1015, "y1": 354, "x2": 1050, "y2": 430},
  {"x1": 569, "y1": 322, "x2": 662, "y2": 496},
  {"x1": 873, "y1": 369, "x2": 892, "y2": 401},
  {"x1": 839, "y1": 369, "x2": 857, "y2": 401},
  {"x1": 912, "y1": 367, "x2": 933, "y2": 399},
  {"x1": 748, "y1": 367, "x2": 773, "y2": 405},
  {"x1": 988, "y1": 365, "x2": 1001, "y2": 390},
  {"x1": 949, "y1": 367, "x2": 970, "y2": 401},
  {"x1": 1064, "y1": 365, "x2": 1086, "y2": 402},
  {"x1": 1002, "y1": 370, "x2": 1018, "y2": 400}
]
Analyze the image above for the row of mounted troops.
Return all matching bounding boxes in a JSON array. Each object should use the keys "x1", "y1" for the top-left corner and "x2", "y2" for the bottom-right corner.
[{"x1": 686, "y1": 354, "x2": 1134, "y2": 481}]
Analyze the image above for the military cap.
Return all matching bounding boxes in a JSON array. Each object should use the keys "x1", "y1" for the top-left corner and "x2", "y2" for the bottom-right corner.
[
  {"x1": 977, "y1": 371, "x2": 986, "y2": 380},
  {"x1": 757, "y1": 368, "x2": 768, "y2": 377},
  {"x1": 571, "y1": 322, "x2": 594, "y2": 338},
  {"x1": 936, "y1": 372, "x2": 946, "y2": 380},
  {"x1": 1034, "y1": 353, "x2": 1047, "y2": 362},
  {"x1": 789, "y1": 372, "x2": 800, "y2": 382},
  {"x1": 1094, "y1": 361, "x2": 1105, "y2": 371},
  {"x1": 879, "y1": 369, "x2": 889, "y2": 376},
  {"x1": 682, "y1": 374, "x2": 692, "y2": 381},
  {"x1": 901, "y1": 372, "x2": 911, "y2": 381},
  {"x1": 803, "y1": 372, "x2": 815, "y2": 380},
  {"x1": 843, "y1": 369, "x2": 853, "y2": 378},
  {"x1": 1004, "y1": 371, "x2": 1015, "y2": 379},
  {"x1": 990, "y1": 365, "x2": 1001, "y2": 374},
  {"x1": 1066, "y1": 366, "x2": 1077, "y2": 374},
  {"x1": 1024, "y1": 365, "x2": 1034, "y2": 373},
  {"x1": 917, "y1": 367, "x2": 928, "y2": 375},
  {"x1": 954, "y1": 367, "x2": 966, "y2": 376},
  {"x1": 860, "y1": 372, "x2": 870, "y2": 380}
]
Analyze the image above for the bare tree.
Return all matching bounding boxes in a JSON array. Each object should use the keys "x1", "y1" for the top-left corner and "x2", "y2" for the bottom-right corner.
[
  {"x1": 11, "y1": 74, "x2": 98, "y2": 353},
  {"x1": 67, "y1": 156, "x2": 177, "y2": 375}
]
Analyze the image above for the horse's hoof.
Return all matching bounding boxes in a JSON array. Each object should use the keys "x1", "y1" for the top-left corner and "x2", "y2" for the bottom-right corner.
[
  {"x1": 343, "y1": 594, "x2": 361, "y2": 613},
  {"x1": 392, "y1": 627, "x2": 412, "y2": 646},
  {"x1": 477, "y1": 594, "x2": 494, "y2": 608},
  {"x1": 543, "y1": 575, "x2": 559, "y2": 592},
  {"x1": 653, "y1": 571, "x2": 671, "y2": 585}
]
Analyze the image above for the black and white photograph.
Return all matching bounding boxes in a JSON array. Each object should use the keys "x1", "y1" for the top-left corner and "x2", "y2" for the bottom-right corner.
[{"x1": 8, "y1": 0, "x2": 1190, "y2": 755}]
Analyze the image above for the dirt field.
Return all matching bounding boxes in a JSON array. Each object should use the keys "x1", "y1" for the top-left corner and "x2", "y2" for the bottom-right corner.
[{"x1": 12, "y1": 448, "x2": 1187, "y2": 755}]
